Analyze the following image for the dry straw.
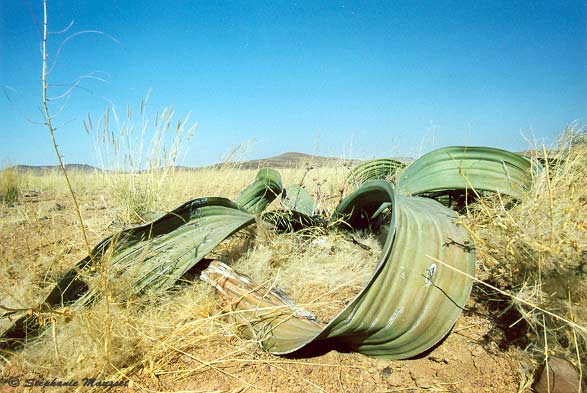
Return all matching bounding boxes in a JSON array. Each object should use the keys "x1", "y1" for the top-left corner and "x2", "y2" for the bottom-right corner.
[
  {"x1": 463, "y1": 126, "x2": 587, "y2": 386},
  {"x1": 89, "y1": 91, "x2": 198, "y2": 224}
]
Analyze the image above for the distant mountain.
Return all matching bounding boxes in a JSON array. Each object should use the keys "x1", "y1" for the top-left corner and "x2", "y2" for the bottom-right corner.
[
  {"x1": 212, "y1": 152, "x2": 358, "y2": 169},
  {"x1": 10, "y1": 164, "x2": 101, "y2": 173}
]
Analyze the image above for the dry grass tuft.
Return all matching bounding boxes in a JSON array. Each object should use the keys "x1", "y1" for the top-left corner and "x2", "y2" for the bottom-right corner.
[
  {"x1": 232, "y1": 229, "x2": 382, "y2": 322},
  {"x1": 464, "y1": 126, "x2": 587, "y2": 384},
  {"x1": 90, "y1": 92, "x2": 198, "y2": 224},
  {"x1": 0, "y1": 167, "x2": 21, "y2": 204},
  {"x1": 8, "y1": 280, "x2": 224, "y2": 386}
]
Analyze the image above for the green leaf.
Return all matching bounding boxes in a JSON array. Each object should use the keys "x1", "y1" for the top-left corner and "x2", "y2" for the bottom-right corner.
[
  {"x1": 349, "y1": 158, "x2": 406, "y2": 186},
  {"x1": 281, "y1": 184, "x2": 315, "y2": 216},
  {"x1": 112, "y1": 201, "x2": 255, "y2": 295},
  {"x1": 235, "y1": 168, "x2": 283, "y2": 214},
  {"x1": 396, "y1": 146, "x2": 541, "y2": 199}
]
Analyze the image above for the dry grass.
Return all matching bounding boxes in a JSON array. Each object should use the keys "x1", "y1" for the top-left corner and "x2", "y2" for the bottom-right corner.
[
  {"x1": 464, "y1": 127, "x2": 587, "y2": 384},
  {"x1": 0, "y1": 168, "x2": 21, "y2": 204},
  {"x1": 90, "y1": 92, "x2": 198, "y2": 224},
  {"x1": 231, "y1": 230, "x2": 381, "y2": 322}
]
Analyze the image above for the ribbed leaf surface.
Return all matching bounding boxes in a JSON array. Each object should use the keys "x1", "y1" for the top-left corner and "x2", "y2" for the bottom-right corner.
[
  {"x1": 110, "y1": 203, "x2": 255, "y2": 295},
  {"x1": 235, "y1": 168, "x2": 283, "y2": 213},
  {"x1": 323, "y1": 182, "x2": 474, "y2": 358},
  {"x1": 397, "y1": 146, "x2": 539, "y2": 199},
  {"x1": 349, "y1": 158, "x2": 407, "y2": 186}
]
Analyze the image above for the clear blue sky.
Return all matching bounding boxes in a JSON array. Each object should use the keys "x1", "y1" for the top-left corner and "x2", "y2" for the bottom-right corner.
[{"x1": 1, "y1": 1, "x2": 586, "y2": 167}]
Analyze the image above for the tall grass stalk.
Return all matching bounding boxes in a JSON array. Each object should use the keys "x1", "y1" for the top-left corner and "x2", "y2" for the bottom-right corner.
[{"x1": 88, "y1": 91, "x2": 198, "y2": 223}]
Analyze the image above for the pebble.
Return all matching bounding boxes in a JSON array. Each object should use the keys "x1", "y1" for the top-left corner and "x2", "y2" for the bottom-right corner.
[
  {"x1": 381, "y1": 367, "x2": 393, "y2": 378},
  {"x1": 49, "y1": 203, "x2": 65, "y2": 211},
  {"x1": 534, "y1": 357, "x2": 580, "y2": 393}
]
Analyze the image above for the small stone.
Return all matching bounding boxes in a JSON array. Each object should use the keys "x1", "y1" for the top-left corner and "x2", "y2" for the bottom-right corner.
[
  {"x1": 428, "y1": 356, "x2": 449, "y2": 364},
  {"x1": 23, "y1": 190, "x2": 40, "y2": 198},
  {"x1": 534, "y1": 357, "x2": 580, "y2": 393},
  {"x1": 304, "y1": 367, "x2": 313, "y2": 375},
  {"x1": 49, "y1": 203, "x2": 65, "y2": 211},
  {"x1": 381, "y1": 366, "x2": 393, "y2": 378}
]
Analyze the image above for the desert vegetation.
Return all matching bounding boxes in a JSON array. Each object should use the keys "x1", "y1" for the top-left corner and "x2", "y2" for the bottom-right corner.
[
  {"x1": 1, "y1": 2, "x2": 585, "y2": 391},
  {"x1": 1, "y1": 126, "x2": 586, "y2": 392}
]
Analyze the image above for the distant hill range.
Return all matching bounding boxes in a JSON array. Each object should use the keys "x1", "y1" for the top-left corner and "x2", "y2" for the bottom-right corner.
[
  {"x1": 10, "y1": 164, "x2": 100, "y2": 173},
  {"x1": 8, "y1": 152, "x2": 364, "y2": 173}
]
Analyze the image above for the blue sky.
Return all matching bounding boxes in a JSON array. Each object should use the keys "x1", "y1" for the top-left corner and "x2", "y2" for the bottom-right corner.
[{"x1": 1, "y1": 1, "x2": 586, "y2": 167}]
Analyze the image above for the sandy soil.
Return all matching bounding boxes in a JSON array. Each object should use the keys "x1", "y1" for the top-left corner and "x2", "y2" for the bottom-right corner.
[{"x1": 126, "y1": 311, "x2": 523, "y2": 393}]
